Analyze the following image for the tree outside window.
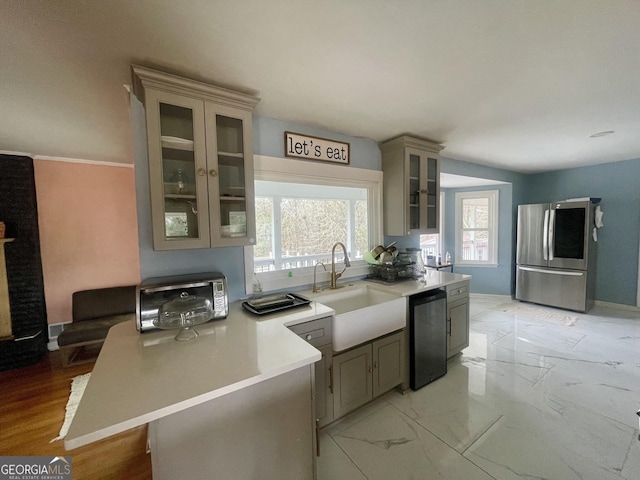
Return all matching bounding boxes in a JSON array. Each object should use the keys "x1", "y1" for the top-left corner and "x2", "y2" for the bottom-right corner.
[{"x1": 253, "y1": 182, "x2": 369, "y2": 272}]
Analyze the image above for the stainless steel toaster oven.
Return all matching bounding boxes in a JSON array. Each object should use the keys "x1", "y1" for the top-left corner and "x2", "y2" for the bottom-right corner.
[{"x1": 136, "y1": 272, "x2": 228, "y2": 332}]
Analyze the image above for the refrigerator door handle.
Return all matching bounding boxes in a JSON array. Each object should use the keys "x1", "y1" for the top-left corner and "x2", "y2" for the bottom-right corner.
[
  {"x1": 519, "y1": 266, "x2": 584, "y2": 277},
  {"x1": 542, "y1": 209, "x2": 549, "y2": 260},
  {"x1": 548, "y1": 209, "x2": 556, "y2": 260}
]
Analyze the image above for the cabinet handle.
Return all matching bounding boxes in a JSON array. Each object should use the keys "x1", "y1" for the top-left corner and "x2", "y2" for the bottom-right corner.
[
  {"x1": 316, "y1": 419, "x2": 320, "y2": 457},
  {"x1": 209, "y1": 169, "x2": 217, "y2": 177},
  {"x1": 447, "y1": 317, "x2": 451, "y2": 336},
  {"x1": 373, "y1": 361, "x2": 378, "y2": 370},
  {"x1": 197, "y1": 168, "x2": 206, "y2": 177},
  {"x1": 368, "y1": 365, "x2": 372, "y2": 373},
  {"x1": 420, "y1": 189, "x2": 428, "y2": 194}
]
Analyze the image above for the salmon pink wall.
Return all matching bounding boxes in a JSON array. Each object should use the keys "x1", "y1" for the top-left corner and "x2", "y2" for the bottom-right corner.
[{"x1": 33, "y1": 158, "x2": 141, "y2": 326}]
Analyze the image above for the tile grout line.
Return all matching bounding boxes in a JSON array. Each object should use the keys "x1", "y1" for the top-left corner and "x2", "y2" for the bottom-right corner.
[
  {"x1": 323, "y1": 396, "x2": 397, "y2": 480},
  {"x1": 386, "y1": 392, "x2": 500, "y2": 479},
  {"x1": 325, "y1": 433, "x2": 371, "y2": 480},
  {"x1": 461, "y1": 414, "x2": 505, "y2": 456}
]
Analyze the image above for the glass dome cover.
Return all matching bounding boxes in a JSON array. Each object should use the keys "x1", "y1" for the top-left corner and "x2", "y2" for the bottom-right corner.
[{"x1": 155, "y1": 291, "x2": 214, "y2": 341}]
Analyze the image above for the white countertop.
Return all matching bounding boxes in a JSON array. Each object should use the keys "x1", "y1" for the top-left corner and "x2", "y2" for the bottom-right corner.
[
  {"x1": 64, "y1": 301, "x2": 332, "y2": 450},
  {"x1": 65, "y1": 271, "x2": 470, "y2": 450},
  {"x1": 357, "y1": 270, "x2": 471, "y2": 297}
]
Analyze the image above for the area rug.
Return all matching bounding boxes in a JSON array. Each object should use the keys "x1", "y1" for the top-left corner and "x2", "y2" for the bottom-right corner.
[
  {"x1": 494, "y1": 302, "x2": 579, "y2": 327},
  {"x1": 50, "y1": 372, "x2": 91, "y2": 442}
]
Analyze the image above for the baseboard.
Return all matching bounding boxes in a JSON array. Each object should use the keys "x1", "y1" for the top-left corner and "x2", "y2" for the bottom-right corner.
[
  {"x1": 594, "y1": 300, "x2": 640, "y2": 312},
  {"x1": 469, "y1": 293, "x2": 512, "y2": 301},
  {"x1": 469, "y1": 295, "x2": 639, "y2": 313}
]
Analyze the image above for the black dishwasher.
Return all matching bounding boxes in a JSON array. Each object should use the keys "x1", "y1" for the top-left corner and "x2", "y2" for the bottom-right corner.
[{"x1": 409, "y1": 289, "x2": 448, "y2": 390}]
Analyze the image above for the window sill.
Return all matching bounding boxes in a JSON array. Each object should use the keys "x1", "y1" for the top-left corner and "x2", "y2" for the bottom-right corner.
[
  {"x1": 454, "y1": 263, "x2": 499, "y2": 268},
  {"x1": 246, "y1": 259, "x2": 370, "y2": 296}
]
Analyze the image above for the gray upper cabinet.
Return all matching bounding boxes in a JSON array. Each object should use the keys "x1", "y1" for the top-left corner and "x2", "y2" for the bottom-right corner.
[
  {"x1": 132, "y1": 65, "x2": 260, "y2": 250},
  {"x1": 380, "y1": 136, "x2": 442, "y2": 236}
]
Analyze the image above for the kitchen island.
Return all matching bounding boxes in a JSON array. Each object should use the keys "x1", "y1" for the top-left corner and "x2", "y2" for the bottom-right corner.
[
  {"x1": 65, "y1": 301, "x2": 333, "y2": 480},
  {"x1": 65, "y1": 270, "x2": 471, "y2": 479}
]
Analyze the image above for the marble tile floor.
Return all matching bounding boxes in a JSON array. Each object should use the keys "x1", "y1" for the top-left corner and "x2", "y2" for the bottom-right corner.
[{"x1": 317, "y1": 296, "x2": 640, "y2": 480}]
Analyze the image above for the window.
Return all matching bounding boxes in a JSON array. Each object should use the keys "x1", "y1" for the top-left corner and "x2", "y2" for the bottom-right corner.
[
  {"x1": 253, "y1": 181, "x2": 368, "y2": 271},
  {"x1": 244, "y1": 155, "x2": 383, "y2": 293},
  {"x1": 455, "y1": 190, "x2": 498, "y2": 266}
]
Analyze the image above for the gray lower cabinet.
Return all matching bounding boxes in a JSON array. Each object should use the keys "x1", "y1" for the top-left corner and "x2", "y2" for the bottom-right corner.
[
  {"x1": 333, "y1": 343, "x2": 372, "y2": 419},
  {"x1": 372, "y1": 332, "x2": 405, "y2": 397},
  {"x1": 333, "y1": 330, "x2": 404, "y2": 420},
  {"x1": 288, "y1": 317, "x2": 334, "y2": 427},
  {"x1": 446, "y1": 281, "x2": 470, "y2": 358},
  {"x1": 315, "y1": 344, "x2": 334, "y2": 427}
]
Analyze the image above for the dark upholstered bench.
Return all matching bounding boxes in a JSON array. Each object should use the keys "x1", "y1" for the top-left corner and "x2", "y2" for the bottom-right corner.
[{"x1": 57, "y1": 285, "x2": 136, "y2": 367}]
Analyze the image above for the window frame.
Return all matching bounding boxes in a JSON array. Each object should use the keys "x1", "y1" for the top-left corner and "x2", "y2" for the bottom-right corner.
[
  {"x1": 454, "y1": 189, "x2": 499, "y2": 266},
  {"x1": 244, "y1": 155, "x2": 383, "y2": 294}
]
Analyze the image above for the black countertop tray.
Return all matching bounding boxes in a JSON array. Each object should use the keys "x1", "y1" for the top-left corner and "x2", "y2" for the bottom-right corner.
[{"x1": 242, "y1": 293, "x2": 311, "y2": 316}]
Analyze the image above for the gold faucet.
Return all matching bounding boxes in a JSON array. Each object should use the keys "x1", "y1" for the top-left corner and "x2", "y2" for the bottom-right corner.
[
  {"x1": 330, "y1": 242, "x2": 351, "y2": 289},
  {"x1": 313, "y1": 262, "x2": 326, "y2": 293}
]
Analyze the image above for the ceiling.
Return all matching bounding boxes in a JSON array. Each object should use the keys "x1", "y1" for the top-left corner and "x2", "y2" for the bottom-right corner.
[
  {"x1": 440, "y1": 173, "x2": 507, "y2": 189},
  {"x1": 2, "y1": 1, "x2": 639, "y2": 174}
]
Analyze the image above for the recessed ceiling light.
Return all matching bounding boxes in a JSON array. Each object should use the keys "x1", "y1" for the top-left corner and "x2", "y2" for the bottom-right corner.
[{"x1": 589, "y1": 130, "x2": 615, "y2": 138}]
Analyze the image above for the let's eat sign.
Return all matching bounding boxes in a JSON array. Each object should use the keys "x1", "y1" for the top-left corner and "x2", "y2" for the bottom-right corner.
[{"x1": 284, "y1": 131, "x2": 350, "y2": 164}]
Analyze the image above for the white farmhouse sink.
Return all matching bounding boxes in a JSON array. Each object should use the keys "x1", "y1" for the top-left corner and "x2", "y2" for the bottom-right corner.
[{"x1": 311, "y1": 284, "x2": 406, "y2": 352}]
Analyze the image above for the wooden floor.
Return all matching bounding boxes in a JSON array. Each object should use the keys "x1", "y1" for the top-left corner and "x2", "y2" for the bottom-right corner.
[{"x1": 0, "y1": 351, "x2": 152, "y2": 479}]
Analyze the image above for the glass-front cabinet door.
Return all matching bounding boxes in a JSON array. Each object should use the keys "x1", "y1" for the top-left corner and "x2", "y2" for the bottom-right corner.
[
  {"x1": 204, "y1": 104, "x2": 256, "y2": 246},
  {"x1": 408, "y1": 151, "x2": 422, "y2": 231},
  {"x1": 145, "y1": 90, "x2": 211, "y2": 250},
  {"x1": 425, "y1": 156, "x2": 439, "y2": 231},
  {"x1": 406, "y1": 147, "x2": 440, "y2": 234}
]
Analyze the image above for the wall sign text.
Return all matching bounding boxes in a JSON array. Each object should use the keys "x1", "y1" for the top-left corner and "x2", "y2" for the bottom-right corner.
[{"x1": 284, "y1": 131, "x2": 350, "y2": 164}]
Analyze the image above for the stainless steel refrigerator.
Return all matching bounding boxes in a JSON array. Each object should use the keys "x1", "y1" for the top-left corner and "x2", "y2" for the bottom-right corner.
[{"x1": 515, "y1": 200, "x2": 598, "y2": 312}]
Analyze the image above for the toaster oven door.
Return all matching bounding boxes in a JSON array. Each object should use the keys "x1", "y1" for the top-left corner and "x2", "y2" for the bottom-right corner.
[{"x1": 138, "y1": 283, "x2": 218, "y2": 332}]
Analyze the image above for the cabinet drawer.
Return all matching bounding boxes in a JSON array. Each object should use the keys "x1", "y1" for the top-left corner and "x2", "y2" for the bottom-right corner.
[
  {"x1": 288, "y1": 316, "x2": 332, "y2": 347},
  {"x1": 446, "y1": 281, "x2": 469, "y2": 303}
]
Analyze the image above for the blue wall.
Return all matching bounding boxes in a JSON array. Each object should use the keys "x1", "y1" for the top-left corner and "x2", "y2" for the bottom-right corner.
[
  {"x1": 435, "y1": 156, "x2": 640, "y2": 306},
  {"x1": 523, "y1": 158, "x2": 640, "y2": 306},
  {"x1": 253, "y1": 116, "x2": 381, "y2": 170}
]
